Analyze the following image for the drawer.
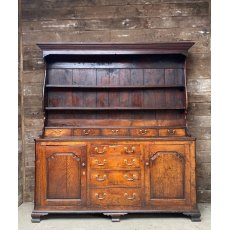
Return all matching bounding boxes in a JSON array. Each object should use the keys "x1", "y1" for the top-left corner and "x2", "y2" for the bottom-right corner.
[
  {"x1": 89, "y1": 144, "x2": 141, "y2": 156},
  {"x1": 130, "y1": 128, "x2": 158, "y2": 137},
  {"x1": 44, "y1": 128, "x2": 72, "y2": 137},
  {"x1": 90, "y1": 170, "x2": 141, "y2": 187},
  {"x1": 90, "y1": 188, "x2": 141, "y2": 206},
  {"x1": 101, "y1": 128, "x2": 129, "y2": 136},
  {"x1": 90, "y1": 155, "x2": 141, "y2": 169},
  {"x1": 159, "y1": 128, "x2": 186, "y2": 137},
  {"x1": 73, "y1": 128, "x2": 100, "y2": 136}
]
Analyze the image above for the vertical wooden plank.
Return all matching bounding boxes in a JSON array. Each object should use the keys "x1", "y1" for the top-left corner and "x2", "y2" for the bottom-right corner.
[
  {"x1": 119, "y1": 69, "x2": 131, "y2": 118},
  {"x1": 72, "y1": 69, "x2": 83, "y2": 119},
  {"x1": 165, "y1": 69, "x2": 175, "y2": 85},
  {"x1": 165, "y1": 69, "x2": 185, "y2": 86},
  {"x1": 72, "y1": 69, "x2": 83, "y2": 107},
  {"x1": 130, "y1": 69, "x2": 143, "y2": 86},
  {"x1": 130, "y1": 69, "x2": 144, "y2": 118},
  {"x1": 109, "y1": 69, "x2": 120, "y2": 86},
  {"x1": 59, "y1": 69, "x2": 73, "y2": 85},
  {"x1": 109, "y1": 69, "x2": 120, "y2": 118},
  {"x1": 47, "y1": 69, "x2": 59, "y2": 84},
  {"x1": 144, "y1": 69, "x2": 165, "y2": 86},
  {"x1": 175, "y1": 89, "x2": 186, "y2": 109},
  {"x1": 96, "y1": 69, "x2": 109, "y2": 118},
  {"x1": 81, "y1": 69, "x2": 97, "y2": 118},
  {"x1": 143, "y1": 69, "x2": 165, "y2": 119}
]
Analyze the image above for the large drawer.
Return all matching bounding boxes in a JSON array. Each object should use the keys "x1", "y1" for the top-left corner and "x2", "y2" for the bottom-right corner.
[
  {"x1": 90, "y1": 170, "x2": 141, "y2": 187},
  {"x1": 90, "y1": 188, "x2": 141, "y2": 206},
  {"x1": 89, "y1": 144, "x2": 141, "y2": 156},
  {"x1": 89, "y1": 155, "x2": 141, "y2": 169}
]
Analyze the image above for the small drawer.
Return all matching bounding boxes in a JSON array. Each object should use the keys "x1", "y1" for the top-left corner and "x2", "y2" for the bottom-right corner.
[
  {"x1": 90, "y1": 188, "x2": 141, "y2": 206},
  {"x1": 89, "y1": 144, "x2": 141, "y2": 156},
  {"x1": 159, "y1": 128, "x2": 186, "y2": 137},
  {"x1": 101, "y1": 128, "x2": 129, "y2": 136},
  {"x1": 90, "y1": 156, "x2": 140, "y2": 169},
  {"x1": 90, "y1": 170, "x2": 141, "y2": 187},
  {"x1": 44, "y1": 128, "x2": 72, "y2": 137},
  {"x1": 73, "y1": 128, "x2": 100, "y2": 136},
  {"x1": 130, "y1": 128, "x2": 158, "y2": 137}
]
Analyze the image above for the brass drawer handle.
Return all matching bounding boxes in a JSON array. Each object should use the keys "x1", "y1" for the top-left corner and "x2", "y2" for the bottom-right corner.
[
  {"x1": 139, "y1": 129, "x2": 147, "y2": 135},
  {"x1": 95, "y1": 192, "x2": 107, "y2": 200},
  {"x1": 95, "y1": 159, "x2": 107, "y2": 166},
  {"x1": 124, "y1": 159, "x2": 136, "y2": 166},
  {"x1": 124, "y1": 146, "x2": 135, "y2": 154},
  {"x1": 94, "y1": 147, "x2": 107, "y2": 154},
  {"x1": 167, "y1": 129, "x2": 176, "y2": 135},
  {"x1": 124, "y1": 193, "x2": 136, "y2": 200},
  {"x1": 111, "y1": 129, "x2": 119, "y2": 134},
  {"x1": 83, "y1": 129, "x2": 91, "y2": 135},
  {"x1": 124, "y1": 174, "x2": 138, "y2": 181},
  {"x1": 95, "y1": 174, "x2": 107, "y2": 181}
]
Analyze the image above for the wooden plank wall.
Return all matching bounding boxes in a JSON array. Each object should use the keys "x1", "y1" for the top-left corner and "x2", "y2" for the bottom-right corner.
[
  {"x1": 18, "y1": 0, "x2": 23, "y2": 206},
  {"x1": 19, "y1": 0, "x2": 211, "y2": 202}
]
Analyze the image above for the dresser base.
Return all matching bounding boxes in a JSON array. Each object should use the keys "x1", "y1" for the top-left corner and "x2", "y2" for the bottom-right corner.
[{"x1": 31, "y1": 208, "x2": 201, "y2": 222}]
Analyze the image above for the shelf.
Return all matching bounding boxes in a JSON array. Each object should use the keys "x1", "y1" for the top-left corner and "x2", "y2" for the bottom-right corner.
[
  {"x1": 46, "y1": 85, "x2": 185, "y2": 89},
  {"x1": 45, "y1": 107, "x2": 186, "y2": 110}
]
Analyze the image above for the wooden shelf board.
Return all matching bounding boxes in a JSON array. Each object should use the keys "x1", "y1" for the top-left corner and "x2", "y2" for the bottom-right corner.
[
  {"x1": 46, "y1": 85, "x2": 185, "y2": 89},
  {"x1": 45, "y1": 107, "x2": 186, "y2": 110}
]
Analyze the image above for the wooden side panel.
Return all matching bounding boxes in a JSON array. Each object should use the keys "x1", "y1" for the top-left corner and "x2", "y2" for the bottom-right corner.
[
  {"x1": 47, "y1": 153, "x2": 81, "y2": 199},
  {"x1": 150, "y1": 152, "x2": 185, "y2": 199}
]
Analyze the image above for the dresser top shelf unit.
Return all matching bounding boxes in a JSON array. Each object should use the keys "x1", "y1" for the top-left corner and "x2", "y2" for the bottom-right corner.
[
  {"x1": 39, "y1": 42, "x2": 194, "y2": 136},
  {"x1": 38, "y1": 42, "x2": 194, "y2": 57}
]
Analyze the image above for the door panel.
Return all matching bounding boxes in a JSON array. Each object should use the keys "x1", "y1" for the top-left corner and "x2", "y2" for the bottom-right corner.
[
  {"x1": 47, "y1": 152, "x2": 81, "y2": 199},
  {"x1": 37, "y1": 144, "x2": 87, "y2": 207},
  {"x1": 150, "y1": 151, "x2": 185, "y2": 199},
  {"x1": 145, "y1": 143, "x2": 192, "y2": 207}
]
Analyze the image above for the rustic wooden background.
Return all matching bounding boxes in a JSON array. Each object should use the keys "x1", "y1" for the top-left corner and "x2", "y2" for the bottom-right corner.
[{"x1": 18, "y1": 0, "x2": 211, "y2": 205}]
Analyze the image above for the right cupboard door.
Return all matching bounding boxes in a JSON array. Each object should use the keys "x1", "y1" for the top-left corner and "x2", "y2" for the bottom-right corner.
[{"x1": 145, "y1": 141, "x2": 196, "y2": 209}]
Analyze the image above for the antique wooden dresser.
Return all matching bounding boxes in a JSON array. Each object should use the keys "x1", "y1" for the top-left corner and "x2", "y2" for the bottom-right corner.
[{"x1": 31, "y1": 43, "x2": 201, "y2": 222}]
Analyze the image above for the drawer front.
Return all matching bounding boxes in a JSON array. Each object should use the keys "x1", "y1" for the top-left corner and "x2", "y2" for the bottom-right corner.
[
  {"x1": 159, "y1": 128, "x2": 186, "y2": 137},
  {"x1": 101, "y1": 128, "x2": 129, "y2": 136},
  {"x1": 130, "y1": 128, "x2": 158, "y2": 137},
  {"x1": 90, "y1": 188, "x2": 141, "y2": 206},
  {"x1": 73, "y1": 128, "x2": 100, "y2": 136},
  {"x1": 90, "y1": 170, "x2": 141, "y2": 187},
  {"x1": 90, "y1": 156, "x2": 141, "y2": 169},
  {"x1": 89, "y1": 144, "x2": 141, "y2": 156},
  {"x1": 44, "y1": 128, "x2": 72, "y2": 137}
]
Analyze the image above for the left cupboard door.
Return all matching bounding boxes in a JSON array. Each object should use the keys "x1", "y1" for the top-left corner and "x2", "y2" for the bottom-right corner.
[{"x1": 35, "y1": 143, "x2": 87, "y2": 209}]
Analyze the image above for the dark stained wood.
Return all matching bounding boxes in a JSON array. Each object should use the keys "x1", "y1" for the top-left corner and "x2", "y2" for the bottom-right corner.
[
  {"x1": 38, "y1": 43, "x2": 194, "y2": 57},
  {"x1": 33, "y1": 43, "x2": 200, "y2": 222}
]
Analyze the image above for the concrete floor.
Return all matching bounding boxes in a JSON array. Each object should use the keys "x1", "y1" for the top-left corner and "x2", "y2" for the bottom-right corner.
[{"x1": 19, "y1": 203, "x2": 210, "y2": 230}]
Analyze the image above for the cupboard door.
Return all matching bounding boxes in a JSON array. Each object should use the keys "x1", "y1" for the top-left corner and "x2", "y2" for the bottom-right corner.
[
  {"x1": 36, "y1": 143, "x2": 87, "y2": 207},
  {"x1": 145, "y1": 142, "x2": 195, "y2": 208}
]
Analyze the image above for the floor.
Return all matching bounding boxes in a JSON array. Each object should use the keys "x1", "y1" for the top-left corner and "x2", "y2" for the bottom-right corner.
[{"x1": 19, "y1": 203, "x2": 210, "y2": 230}]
